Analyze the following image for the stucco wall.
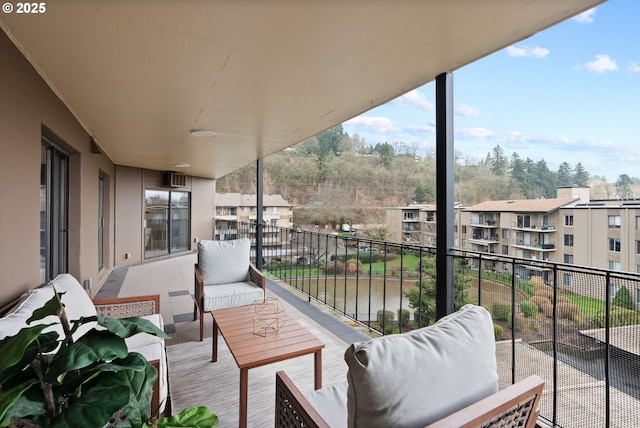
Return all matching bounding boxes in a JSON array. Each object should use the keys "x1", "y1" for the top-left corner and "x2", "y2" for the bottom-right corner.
[
  {"x1": 0, "y1": 31, "x2": 216, "y2": 305},
  {"x1": 0, "y1": 31, "x2": 115, "y2": 302}
]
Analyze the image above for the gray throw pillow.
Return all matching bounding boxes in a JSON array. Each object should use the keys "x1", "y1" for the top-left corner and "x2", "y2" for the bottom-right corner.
[{"x1": 344, "y1": 304, "x2": 498, "y2": 428}]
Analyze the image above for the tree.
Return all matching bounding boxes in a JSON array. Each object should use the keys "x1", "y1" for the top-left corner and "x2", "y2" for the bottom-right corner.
[
  {"x1": 373, "y1": 142, "x2": 395, "y2": 169},
  {"x1": 404, "y1": 257, "x2": 471, "y2": 327},
  {"x1": 557, "y1": 162, "x2": 574, "y2": 186},
  {"x1": 490, "y1": 145, "x2": 509, "y2": 176},
  {"x1": 613, "y1": 285, "x2": 634, "y2": 310},
  {"x1": 573, "y1": 162, "x2": 589, "y2": 186},
  {"x1": 365, "y1": 224, "x2": 391, "y2": 242},
  {"x1": 414, "y1": 184, "x2": 434, "y2": 203},
  {"x1": 615, "y1": 174, "x2": 633, "y2": 198}
]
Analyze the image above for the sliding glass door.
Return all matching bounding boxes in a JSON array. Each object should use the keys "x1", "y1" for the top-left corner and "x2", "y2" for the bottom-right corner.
[
  {"x1": 144, "y1": 190, "x2": 190, "y2": 259},
  {"x1": 40, "y1": 142, "x2": 68, "y2": 282}
]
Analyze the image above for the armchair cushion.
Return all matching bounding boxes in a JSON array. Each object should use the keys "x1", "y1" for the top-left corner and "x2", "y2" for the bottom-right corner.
[
  {"x1": 202, "y1": 281, "x2": 264, "y2": 312},
  {"x1": 345, "y1": 304, "x2": 498, "y2": 428},
  {"x1": 304, "y1": 382, "x2": 348, "y2": 428},
  {"x1": 198, "y1": 238, "x2": 250, "y2": 285}
]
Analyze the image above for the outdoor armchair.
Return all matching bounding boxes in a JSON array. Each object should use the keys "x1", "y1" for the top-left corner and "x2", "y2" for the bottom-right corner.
[{"x1": 193, "y1": 238, "x2": 265, "y2": 341}]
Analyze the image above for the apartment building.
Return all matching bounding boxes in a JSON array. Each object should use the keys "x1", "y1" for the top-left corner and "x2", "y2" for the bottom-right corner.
[
  {"x1": 387, "y1": 187, "x2": 640, "y2": 308},
  {"x1": 213, "y1": 193, "x2": 293, "y2": 251}
]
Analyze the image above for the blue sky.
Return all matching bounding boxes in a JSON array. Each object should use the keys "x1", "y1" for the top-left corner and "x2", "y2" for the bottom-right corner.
[{"x1": 342, "y1": 0, "x2": 639, "y2": 181}]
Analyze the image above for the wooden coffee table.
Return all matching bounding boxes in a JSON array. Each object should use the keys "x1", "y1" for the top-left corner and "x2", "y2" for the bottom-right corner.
[{"x1": 211, "y1": 304, "x2": 325, "y2": 428}]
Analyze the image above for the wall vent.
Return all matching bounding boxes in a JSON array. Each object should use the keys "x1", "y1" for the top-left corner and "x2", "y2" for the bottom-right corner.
[{"x1": 163, "y1": 172, "x2": 186, "y2": 187}]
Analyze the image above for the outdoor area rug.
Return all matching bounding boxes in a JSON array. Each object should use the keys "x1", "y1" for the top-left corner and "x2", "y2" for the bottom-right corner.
[{"x1": 166, "y1": 316, "x2": 349, "y2": 427}]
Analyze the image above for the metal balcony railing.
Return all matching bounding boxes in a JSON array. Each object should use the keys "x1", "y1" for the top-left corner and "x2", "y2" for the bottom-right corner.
[{"x1": 231, "y1": 223, "x2": 639, "y2": 428}]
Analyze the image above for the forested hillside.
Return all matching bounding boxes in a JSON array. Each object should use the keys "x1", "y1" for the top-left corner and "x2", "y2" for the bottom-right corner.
[{"x1": 216, "y1": 125, "x2": 638, "y2": 225}]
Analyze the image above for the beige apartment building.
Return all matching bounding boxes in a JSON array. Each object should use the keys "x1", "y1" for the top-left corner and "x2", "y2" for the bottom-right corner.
[
  {"x1": 386, "y1": 187, "x2": 640, "y2": 309},
  {"x1": 213, "y1": 193, "x2": 293, "y2": 253}
]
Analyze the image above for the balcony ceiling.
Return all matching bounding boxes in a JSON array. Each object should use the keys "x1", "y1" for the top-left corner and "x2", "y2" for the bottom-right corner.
[{"x1": 0, "y1": 0, "x2": 605, "y2": 179}]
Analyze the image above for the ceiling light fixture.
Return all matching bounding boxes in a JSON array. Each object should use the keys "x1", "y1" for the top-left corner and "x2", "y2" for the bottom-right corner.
[
  {"x1": 190, "y1": 129, "x2": 217, "y2": 138},
  {"x1": 173, "y1": 163, "x2": 191, "y2": 168}
]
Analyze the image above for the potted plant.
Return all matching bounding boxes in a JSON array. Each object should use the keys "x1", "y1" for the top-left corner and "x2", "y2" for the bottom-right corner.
[{"x1": 0, "y1": 288, "x2": 217, "y2": 427}]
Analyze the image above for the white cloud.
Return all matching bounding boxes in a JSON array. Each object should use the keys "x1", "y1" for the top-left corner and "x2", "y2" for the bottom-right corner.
[
  {"x1": 506, "y1": 45, "x2": 549, "y2": 58},
  {"x1": 344, "y1": 116, "x2": 396, "y2": 134},
  {"x1": 572, "y1": 8, "x2": 596, "y2": 23},
  {"x1": 456, "y1": 128, "x2": 494, "y2": 139},
  {"x1": 584, "y1": 54, "x2": 618, "y2": 73},
  {"x1": 627, "y1": 62, "x2": 640, "y2": 74},
  {"x1": 455, "y1": 104, "x2": 493, "y2": 118},
  {"x1": 391, "y1": 90, "x2": 434, "y2": 110},
  {"x1": 405, "y1": 124, "x2": 435, "y2": 135}
]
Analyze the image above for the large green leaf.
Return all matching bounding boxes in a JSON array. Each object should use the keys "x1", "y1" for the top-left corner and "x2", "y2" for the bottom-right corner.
[
  {"x1": 46, "y1": 330, "x2": 129, "y2": 382},
  {"x1": 0, "y1": 379, "x2": 41, "y2": 425},
  {"x1": 0, "y1": 324, "x2": 53, "y2": 381},
  {"x1": 154, "y1": 406, "x2": 218, "y2": 428},
  {"x1": 94, "y1": 354, "x2": 157, "y2": 426},
  {"x1": 54, "y1": 353, "x2": 150, "y2": 399},
  {"x1": 51, "y1": 385, "x2": 131, "y2": 428},
  {"x1": 27, "y1": 291, "x2": 64, "y2": 324},
  {"x1": 98, "y1": 316, "x2": 170, "y2": 339}
]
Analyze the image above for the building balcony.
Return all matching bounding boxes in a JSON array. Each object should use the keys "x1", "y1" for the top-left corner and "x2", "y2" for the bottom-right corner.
[
  {"x1": 512, "y1": 243, "x2": 556, "y2": 251},
  {"x1": 513, "y1": 223, "x2": 556, "y2": 232}
]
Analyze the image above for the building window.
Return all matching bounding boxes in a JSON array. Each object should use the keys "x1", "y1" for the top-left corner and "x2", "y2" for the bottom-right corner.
[
  {"x1": 636, "y1": 216, "x2": 640, "y2": 230},
  {"x1": 608, "y1": 215, "x2": 621, "y2": 229},
  {"x1": 609, "y1": 261, "x2": 621, "y2": 271},
  {"x1": 564, "y1": 254, "x2": 574, "y2": 264},
  {"x1": 609, "y1": 238, "x2": 621, "y2": 252},
  {"x1": 564, "y1": 234, "x2": 574, "y2": 246},
  {"x1": 563, "y1": 274, "x2": 574, "y2": 287},
  {"x1": 502, "y1": 245, "x2": 509, "y2": 255},
  {"x1": 637, "y1": 240, "x2": 640, "y2": 255},
  {"x1": 564, "y1": 215, "x2": 573, "y2": 226},
  {"x1": 454, "y1": 225, "x2": 458, "y2": 233},
  {"x1": 637, "y1": 288, "x2": 640, "y2": 304},
  {"x1": 462, "y1": 226, "x2": 466, "y2": 234},
  {"x1": 461, "y1": 239, "x2": 466, "y2": 248},
  {"x1": 502, "y1": 229, "x2": 509, "y2": 239},
  {"x1": 41, "y1": 141, "x2": 69, "y2": 283}
]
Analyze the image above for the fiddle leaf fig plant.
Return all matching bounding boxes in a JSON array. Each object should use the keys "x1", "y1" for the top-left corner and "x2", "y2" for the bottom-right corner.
[{"x1": 0, "y1": 288, "x2": 217, "y2": 428}]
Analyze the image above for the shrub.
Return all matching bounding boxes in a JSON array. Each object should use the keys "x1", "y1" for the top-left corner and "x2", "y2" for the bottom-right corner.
[
  {"x1": 529, "y1": 276, "x2": 546, "y2": 287},
  {"x1": 507, "y1": 312, "x2": 526, "y2": 331},
  {"x1": 530, "y1": 295, "x2": 549, "y2": 309},
  {"x1": 384, "y1": 325, "x2": 400, "y2": 335},
  {"x1": 539, "y1": 301, "x2": 554, "y2": 318},
  {"x1": 613, "y1": 285, "x2": 634, "y2": 310},
  {"x1": 557, "y1": 301, "x2": 580, "y2": 320},
  {"x1": 397, "y1": 308, "x2": 410, "y2": 327},
  {"x1": 324, "y1": 260, "x2": 345, "y2": 274},
  {"x1": 377, "y1": 309, "x2": 394, "y2": 327},
  {"x1": 592, "y1": 307, "x2": 639, "y2": 328},
  {"x1": 533, "y1": 285, "x2": 553, "y2": 299},
  {"x1": 520, "y1": 301, "x2": 538, "y2": 318},
  {"x1": 494, "y1": 323, "x2": 504, "y2": 341},
  {"x1": 492, "y1": 301, "x2": 511, "y2": 321}
]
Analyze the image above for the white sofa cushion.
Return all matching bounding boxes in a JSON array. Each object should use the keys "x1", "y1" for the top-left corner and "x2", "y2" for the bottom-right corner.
[
  {"x1": 0, "y1": 274, "x2": 96, "y2": 342},
  {"x1": 202, "y1": 282, "x2": 264, "y2": 312},
  {"x1": 198, "y1": 238, "x2": 250, "y2": 285},
  {"x1": 127, "y1": 321, "x2": 168, "y2": 414},
  {"x1": 345, "y1": 304, "x2": 498, "y2": 428}
]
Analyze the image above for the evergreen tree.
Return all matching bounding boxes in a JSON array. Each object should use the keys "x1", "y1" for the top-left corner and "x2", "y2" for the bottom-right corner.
[
  {"x1": 404, "y1": 257, "x2": 471, "y2": 327},
  {"x1": 557, "y1": 162, "x2": 574, "y2": 186},
  {"x1": 414, "y1": 184, "x2": 434, "y2": 203},
  {"x1": 573, "y1": 162, "x2": 589, "y2": 186},
  {"x1": 616, "y1": 174, "x2": 633, "y2": 198},
  {"x1": 491, "y1": 145, "x2": 509, "y2": 176}
]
